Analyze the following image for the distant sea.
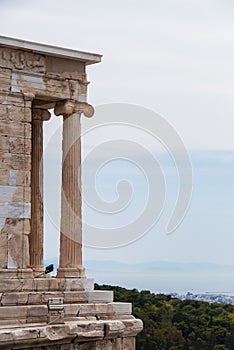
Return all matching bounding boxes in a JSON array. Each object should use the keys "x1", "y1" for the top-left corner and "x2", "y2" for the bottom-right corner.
[{"x1": 45, "y1": 260, "x2": 234, "y2": 295}]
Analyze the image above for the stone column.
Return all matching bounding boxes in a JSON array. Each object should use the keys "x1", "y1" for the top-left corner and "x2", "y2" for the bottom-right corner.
[
  {"x1": 54, "y1": 100, "x2": 94, "y2": 278},
  {"x1": 30, "y1": 108, "x2": 51, "y2": 274}
]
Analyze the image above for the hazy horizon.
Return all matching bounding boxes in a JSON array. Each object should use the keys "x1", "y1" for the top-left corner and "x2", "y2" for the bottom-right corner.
[{"x1": 45, "y1": 258, "x2": 234, "y2": 295}]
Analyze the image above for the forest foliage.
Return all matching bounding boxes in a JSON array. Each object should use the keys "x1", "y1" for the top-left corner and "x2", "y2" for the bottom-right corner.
[{"x1": 95, "y1": 284, "x2": 234, "y2": 350}]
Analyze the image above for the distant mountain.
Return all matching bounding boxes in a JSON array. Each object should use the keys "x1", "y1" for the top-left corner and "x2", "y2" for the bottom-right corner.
[
  {"x1": 44, "y1": 259, "x2": 234, "y2": 273},
  {"x1": 44, "y1": 259, "x2": 234, "y2": 293},
  {"x1": 83, "y1": 260, "x2": 234, "y2": 273}
]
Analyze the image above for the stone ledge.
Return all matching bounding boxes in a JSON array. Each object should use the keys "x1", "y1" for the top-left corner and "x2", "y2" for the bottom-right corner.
[
  {"x1": 0, "y1": 277, "x2": 94, "y2": 292},
  {"x1": 87, "y1": 291, "x2": 113, "y2": 303},
  {"x1": 0, "y1": 318, "x2": 143, "y2": 348},
  {"x1": 64, "y1": 303, "x2": 131, "y2": 317},
  {"x1": 0, "y1": 289, "x2": 114, "y2": 306},
  {"x1": 0, "y1": 302, "x2": 135, "y2": 328},
  {"x1": 0, "y1": 291, "x2": 89, "y2": 306},
  {"x1": 109, "y1": 302, "x2": 132, "y2": 315},
  {"x1": 0, "y1": 268, "x2": 34, "y2": 279}
]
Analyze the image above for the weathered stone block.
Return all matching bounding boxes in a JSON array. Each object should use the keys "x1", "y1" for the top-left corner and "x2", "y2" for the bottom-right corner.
[
  {"x1": 46, "y1": 56, "x2": 85, "y2": 77},
  {"x1": 0, "y1": 185, "x2": 17, "y2": 202},
  {"x1": 8, "y1": 71, "x2": 74, "y2": 102},
  {"x1": 0, "y1": 104, "x2": 8, "y2": 120},
  {"x1": 112, "y1": 315, "x2": 135, "y2": 320},
  {"x1": 0, "y1": 305, "x2": 28, "y2": 319},
  {"x1": 13, "y1": 185, "x2": 31, "y2": 202},
  {"x1": 110, "y1": 303, "x2": 132, "y2": 315},
  {"x1": 0, "y1": 120, "x2": 31, "y2": 138},
  {"x1": 33, "y1": 278, "x2": 50, "y2": 291},
  {"x1": 0, "y1": 320, "x2": 140, "y2": 348},
  {"x1": 24, "y1": 97, "x2": 33, "y2": 108},
  {"x1": 78, "y1": 303, "x2": 114, "y2": 317},
  {"x1": 28, "y1": 305, "x2": 48, "y2": 317},
  {"x1": 77, "y1": 304, "x2": 95, "y2": 316},
  {"x1": 95, "y1": 304, "x2": 114, "y2": 316},
  {"x1": 27, "y1": 315, "x2": 48, "y2": 324},
  {"x1": 0, "y1": 279, "x2": 20, "y2": 292},
  {"x1": 105, "y1": 321, "x2": 125, "y2": 338},
  {"x1": 122, "y1": 319, "x2": 143, "y2": 337},
  {"x1": 15, "y1": 170, "x2": 31, "y2": 186},
  {"x1": 9, "y1": 137, "x2": 31, "y2": 154},
  {"x1": 0, "y1": 202, "x2": 10, "y2": 217},
  {"x1": 43, "y1": 76, "x2": 71, "y2": 100},
  {"x1": 0, "y1": 91, "x2": 25, "y2": 107},
  {"x1": 96, "y1": 316, "x2": 116, "y2": 321},
  {"x1": 75, "y1": 321, "x2": 105, "y2": 341},
  {"x1": 0, "y1": 152, "x2": 31, "y2": 171},
  {"x1": 1, "y1": 292, "x2": 28, "y2": 305},
  {"x1": 12, "y1": 328, "x2": 39, "y2": 341},
  {"x1": 1, "y1": 222, "x2": 30, "y2": 268},
  {"x1": 64, "y1": 304, "x2": 81, "y2": 317},
  {"x1": 28, "y1": 292, "x2": 43, "y2": 304},
  {"x1": 61, "y1": 277, "x2": 94, "y2": 292},
  {"x1": 63, "y1": 292, "x2": 88, "y2": 304},
  {"x1": 7, "y1": 229, "x2": 23, "y2": 268},
  {"x1": 0, "y1": 317, "x2": 25, "y2": 325},
  {"x1": 0, "y1": 268, "x2": 33, "y2": 279},
  {"x1": 42, "y1": 292, "x2": 64, "y2": 303},
  {"x1": 11, "y1": 70, "x2": 46, "y2": 95},
  {"x1": 8, "y1": 169, "x2": 18, "y2": 185},
  {"x1": 87, "y1": 290, "x2": 113, "y2": 303},
  {"x1": 7, "y1": 105, "x2": 32, "y2": 122},
  {"x1": 8, "y1": 202, "x2": 31, "y2": 218},
  {"x1": 49, "y1": 278, "x2": 60, "y2": 291},
  {"x1": 0, "y1": 278, "x2": 33, "y2": 291},
  {"x1": 0, "y1": 135, "x2": 9, "y2": 151},
  {"x1": 0, "y1": 169, "x2": 9, "y2": 185},
  {"x1": 0, "y1": 151, "x2": 10, "y2": 170},
  {"x1": 69, "y1": 279, "x2": 86, "y2": 291},
  {"x1": 57, "y1": 278, "x2": 67, "y2": 291},
  {"x1": 20, "y1": 278, "x2": 34, "y2": 290},
  {"x1": 0, "y1": 330, "x2": 13, "y2": 342},
  {"x1": 43, "y1": 324, "x2": 73, "y2": 341},
  {"x1": 2, "y1": 218, "x2": 30, "y2": 235}
]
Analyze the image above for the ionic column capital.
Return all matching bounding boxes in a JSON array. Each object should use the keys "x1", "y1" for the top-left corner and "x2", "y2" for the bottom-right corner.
[
  {"x1": 54, "y1": 100, "x2": 94, "y2": 118},
  {"x1": 32, "y1": 108, "x2": 51, "y2": 122}
]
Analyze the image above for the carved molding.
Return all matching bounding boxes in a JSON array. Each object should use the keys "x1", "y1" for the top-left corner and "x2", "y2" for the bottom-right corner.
[
  {"x1": 32, "y1": 108, "x2": 51, "y2": 122},
  {"x1": 54, "y1": 100, "x2": 94, "y2": 118},
  {"x1": 0, "y1": 48, "x2": 45, "y2": 74}
]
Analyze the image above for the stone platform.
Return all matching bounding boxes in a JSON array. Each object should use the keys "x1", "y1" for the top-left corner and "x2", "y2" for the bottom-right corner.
[
  {"x1": 0, "y1": 276, "x2": 143, "y2": 349},
  {"x1": 0, "y1": 323, "x2": 140, "y2": 350}
]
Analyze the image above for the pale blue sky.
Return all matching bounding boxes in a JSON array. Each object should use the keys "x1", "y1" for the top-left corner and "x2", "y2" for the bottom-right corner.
[{"x1": 0, "y1": 0, "x2": 234, "y2": 273}]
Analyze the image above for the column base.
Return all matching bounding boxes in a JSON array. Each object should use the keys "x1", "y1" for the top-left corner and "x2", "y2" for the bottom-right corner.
[
  {"x1": 0, "y1": 268, "x2": 34, "y2": 279},
  {"x1": 56, "y1": 266, "x2": 86, "y2": 278}
]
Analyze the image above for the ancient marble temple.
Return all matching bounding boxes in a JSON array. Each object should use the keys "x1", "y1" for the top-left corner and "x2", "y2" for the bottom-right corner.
[{"x1": 0, "y1": 36, "x2": 142, "y2": 349}]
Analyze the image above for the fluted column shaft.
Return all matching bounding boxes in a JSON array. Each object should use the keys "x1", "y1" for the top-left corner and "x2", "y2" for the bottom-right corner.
[
  {"x1": 30, "y1": 109, "x2": 50, "y2": 272},
  {"x1": 55, "y1": 100, "x2": 94, "y2": 278},
  {"x1": 59, "y1": 112, "x2": 83, "y2": 276}
]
